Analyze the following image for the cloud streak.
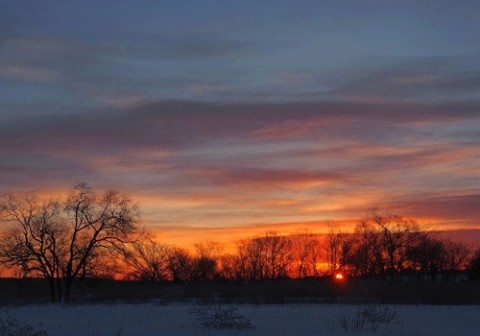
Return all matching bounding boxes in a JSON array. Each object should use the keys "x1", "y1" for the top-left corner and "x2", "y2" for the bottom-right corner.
[{"x1": 1, "y1": 100, "x2": 479, "y2": 234}]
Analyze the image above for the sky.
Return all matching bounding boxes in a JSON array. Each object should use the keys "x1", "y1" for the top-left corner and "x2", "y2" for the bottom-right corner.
[{"x1": 1, "y1": 1, "x2": 479, "y2": 246}]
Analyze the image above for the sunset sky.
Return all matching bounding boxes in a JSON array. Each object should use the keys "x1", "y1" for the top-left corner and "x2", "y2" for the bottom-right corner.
[{"x1": 1, "y1": 1, "x2": 479, "y2": 247}]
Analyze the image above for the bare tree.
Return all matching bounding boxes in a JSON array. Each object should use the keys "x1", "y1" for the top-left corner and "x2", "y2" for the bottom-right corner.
[
  {"x1": 326, "y1": 223, "x2": 343, "y2": 276},
  {"x1": 443, "y1": 239, "x2": 471, "y2": 274},
  {"x1": 342, "y1": 214, "x2": 425, "y2": 278},
  {"x1": 61, "y1": 183, "x2": 141, "y2": 300},
  {"x1": 406, "y1": 233, "x2": 446, "y2": 281},
  {"x1": 166, "y1": 247, "x2": 193, "y2": 282},
  {"x1": 290, "y1": 230, "x2": 320, "y2": 278},
  {"x1": 0, "y1": 183, "x2": 141, "y2": 302},
  {"x1": 263, "y1": 232, "x2": 293, "y2": 279},
  {"x1": 405, "y1": 236, "x2": 470, "y2": 281},
  {"x1": 125, "y1": 240, "x2": 170, "y2": 282},
  {"x1": 237, "y1": 238, "x2": 263, "y2": 280},
  {"x1": 372, "y1": 214, "x2": 418, "y2": 278},
  {"x1": 468, "y1": 248, "x2": 480, "y2": 280},
  {"x1": 342, "y1": 218, "x2": 382, "y2": 277},
  {"x1": 194, "y1": 241, "x2": 223, "y2": 260},
  {"x1": 235, "y1": 232, "x2": 293, "y2": 280},
  {"x1": 191, "y1": 241, "x2": 223, "y2": 282},
  {"x1": 217, "y1": 254, "x2": 240, "y2": 280},
  {"x1": 0, "y1": 193, "x2": 65, "y2": 301}
]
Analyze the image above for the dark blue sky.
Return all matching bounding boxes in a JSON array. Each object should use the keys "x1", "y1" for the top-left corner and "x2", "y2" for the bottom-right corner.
[{"x1": 2, "y1": 1, "x2": 480, "y2": 107}]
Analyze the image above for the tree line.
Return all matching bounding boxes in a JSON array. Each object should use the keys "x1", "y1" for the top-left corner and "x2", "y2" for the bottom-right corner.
[
  {"x1": 0, "y1": 185, "x2": 479, "y2": 302},
  {"x1": 126, "y1": 223, "x2": 479, "y2": 284}
]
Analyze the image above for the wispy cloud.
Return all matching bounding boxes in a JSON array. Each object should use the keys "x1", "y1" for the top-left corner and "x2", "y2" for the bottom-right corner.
[
  {"x1": 330, "y1": 57, "x2": 480, "y2": 103},
  {"x1": 391, "y1": 193, "x2": 480, "y2": 228},
  {"x1": 0, "y1": 65, "x2": 62, "y2": 82},
  {"x1": 147, "y1": 33, "x2": 259, "y2": 61},
  {"x1": 1, "y1": 100, "x2": 478, "y2": 232}
]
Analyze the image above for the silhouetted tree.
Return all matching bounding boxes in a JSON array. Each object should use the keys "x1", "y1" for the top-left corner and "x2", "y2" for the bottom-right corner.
[
  {"x1": 342, "y1": 214, "x2": 423, "y2": 278},
  {"x1": 191, "y1": 241, "x2": 223, "y2": 281},
  {"x1": 125, "y1": 240, "x2": 170, "y2": 282},
  {"x1": 326, "y1": 223, "x2": 343, "y2": 276},
  {"x1": 290, "y1": 230, "x2": 320, "y2": 278},
  {"x1": 0, "y1": 194, "x2": 65, "y2": 301},
  {"x1": 235, "y1": 232, "x2": 293, "y2": 280},
  {"x1": 191, "y1": 257, "x2": 217, "y2": 282},
  {"x1": 0, "y1": 183, "x2": 141, "y2": 301},
  {"x1": 442, "y1": 239, "x2": 471, "y2": 279},
  {"x1": 342, "y1": 218, "x2": 382, "y2": 276},
  {"x1": 61, "y1": 184, "x2": 141, "y2": 300},
  {"x1": 467, "y1": 248, "x2": 480, "y2": 280},
  {"x1": 167, "y1": 247, "x2": 193, "y2": 282},
  {"x1": 217, "y1": 254, "x2": 239, "y2": 280},
  {"x1": 236, "y1": 237, "x2": 264, "y2": 280},
  {"x1": 372, "y1": 214, "x2": 418, "y2": 278},
  {"x1": 406, "y1": 233, "x2": 446, "y2": 281},
  {"x1": 262, "y1": 232, "x2": 293, "y2": 279}
]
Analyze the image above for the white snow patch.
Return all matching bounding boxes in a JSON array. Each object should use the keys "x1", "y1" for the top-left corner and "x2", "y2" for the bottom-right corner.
[{"x1": 2, "y1": 303, "x2": 479, "y2": 336}]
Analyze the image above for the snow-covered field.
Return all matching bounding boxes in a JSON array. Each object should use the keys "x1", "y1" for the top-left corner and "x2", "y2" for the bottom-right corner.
[{"x1": 3, "y1": 302, "x2": 480, "y2": 336}]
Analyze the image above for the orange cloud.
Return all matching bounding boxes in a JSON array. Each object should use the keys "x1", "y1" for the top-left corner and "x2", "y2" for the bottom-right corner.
[{"x1": 1, "y1": 101, "x2": 479, "y2": 250}]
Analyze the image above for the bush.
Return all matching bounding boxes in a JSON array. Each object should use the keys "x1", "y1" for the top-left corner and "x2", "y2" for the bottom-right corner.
[
  {"x1": 190, "y1": 304, "x2": 253, "y2": 329},
  {"x1": 0, "y1": 317, "x2": 48, "y2": 336},
  {"x1": 339, "y1": 306, "x2": 398, "y2": 333}
]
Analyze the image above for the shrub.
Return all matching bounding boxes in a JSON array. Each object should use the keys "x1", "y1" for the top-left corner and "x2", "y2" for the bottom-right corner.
[
  {"x1": 190, "y1": 304, "x2": 253, "y2": 330},
  {"x1": 339, "y1": 306, "x2": 398, "y2": 333},
  {"x1": 0, "y1": 317, "x2": 48, "y2": 336}
]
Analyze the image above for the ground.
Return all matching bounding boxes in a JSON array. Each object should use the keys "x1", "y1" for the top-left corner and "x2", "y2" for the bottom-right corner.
[{"x1": 3, "y1": 303, "x2": 480, "y2": 336}]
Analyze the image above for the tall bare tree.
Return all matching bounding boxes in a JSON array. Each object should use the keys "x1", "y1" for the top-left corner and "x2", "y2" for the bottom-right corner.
[
  {"x1": 125, "y1": 240, "x2": 170, "y2": 282},
  {"x1": 468, "y1": 248, "x2": 480, "y2": 280},
  {"x1": 326, "y1": 223, "x2": 343, "y2": 276},
  {"x1": 236, "y1": 232, "x2": 293, "y2": 280},
  {"x1": 443, "y1": 239, "x2": 471, "y2": 274},
  {"x1": 340, "y1": 213, "x2": 430, "y2": 278},
  {"x1": 406, "y1": 233, "x2": 446, "y2": 280},
  {"x1": 166, "y1": 247, "x2": 193, "y2": 282},
  {"x1": 291, "y1": 230, "x2": 320, "y2": 278},
  {"x1": 342, "y1": 218, "x2": 382, "y2": 277},
  {"x1": 0, "y1": 183, "x2": 141, "y2": 301},
  {"x1": 191, "y1": 241, "x2": 223, "y2": 282},
  {"x1": 236, "y1": 238, "x2": 264, "y2": 280},
  {"x1": 0, "y1": 194, "x2": 65, "y2": 301},
  {"x1": 372, "y1": 213, "x2": 418, "y2": 278},
  {"x1": 61, "y1": 183, "x2": 140, "y2": 300}
]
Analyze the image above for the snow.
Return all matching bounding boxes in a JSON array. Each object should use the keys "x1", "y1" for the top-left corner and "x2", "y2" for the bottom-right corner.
[{"x1": 3, "y1": 303, "x2": 480, "y2": 336}]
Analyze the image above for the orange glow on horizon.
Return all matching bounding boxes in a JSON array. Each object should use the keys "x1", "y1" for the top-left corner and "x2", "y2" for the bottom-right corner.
[
  {"x1": 148, "y1": 219, "x2": 359, "y2": 253},
  {"x1": 147, "y1": 216, "x2": 480, "y2": 254},
  {"x1": 3, "y1": 184, "x2": 479, "y2": 253}
]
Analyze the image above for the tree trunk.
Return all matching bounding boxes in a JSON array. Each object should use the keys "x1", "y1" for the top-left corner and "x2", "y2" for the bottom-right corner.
[
  {"x1": 56, "y1": 276, "x2": 63, "y2": 302},
  {"x1": 47, "y1": 277, "x2": 57, "y2": 302},
  {"x1": 64, "y1": 277, "x2": 73, "y2": 302}
]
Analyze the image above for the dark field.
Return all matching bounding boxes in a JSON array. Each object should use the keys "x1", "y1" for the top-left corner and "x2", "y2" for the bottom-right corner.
[{"x1": 2, "y1": 277, "x2": 480, "y2": 306}]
